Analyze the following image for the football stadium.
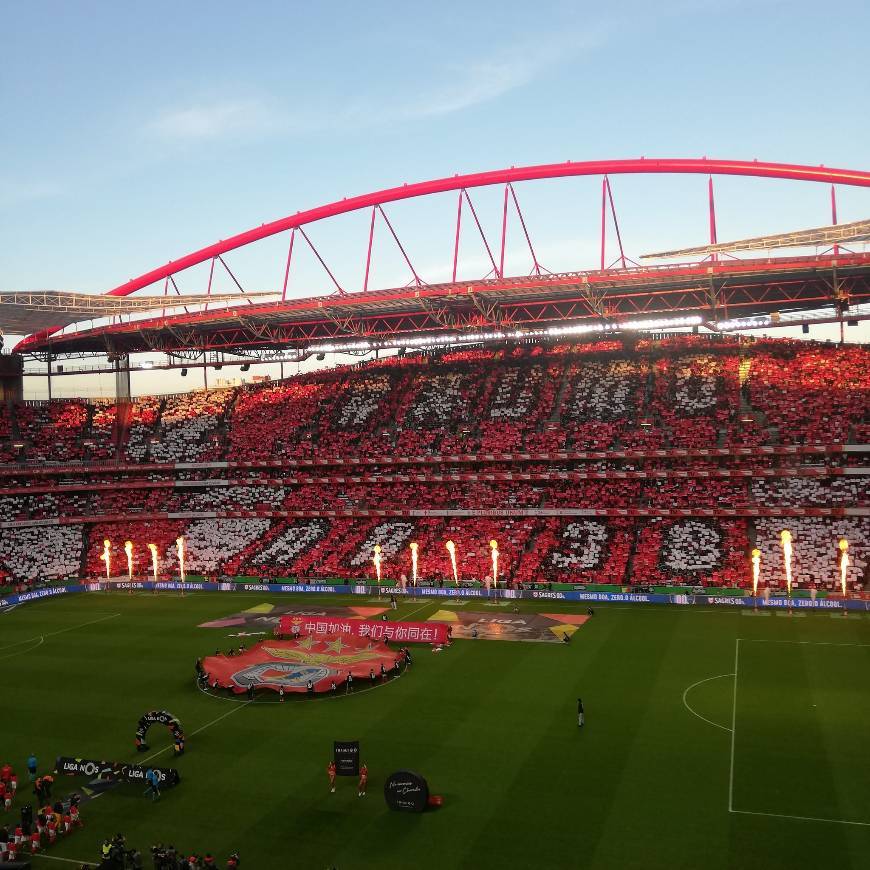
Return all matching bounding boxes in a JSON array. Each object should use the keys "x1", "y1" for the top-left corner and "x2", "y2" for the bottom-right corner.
[{"x1": 2, "y1": 7, "x2": 870, "y2": 870}]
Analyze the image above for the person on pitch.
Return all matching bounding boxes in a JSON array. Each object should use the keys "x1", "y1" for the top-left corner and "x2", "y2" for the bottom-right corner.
[
  {"x1": 346, "y1": 672, "x2": 354, "y2": 693},
  {"x1": 358, "y1": 763, "x2": 368, "y2": 798},
  {"x1": 327, "y1": 760, "x2": 337, "y2": 793},
  {"x1": 26, "y1": 755, "x2": 37, "y2": 783},
  {"x1": 577, "y1": 697, "x2": 585, "y2": 728},
  {"x1": 144, "y1": 768, "x2": 160, "y2": 801}
]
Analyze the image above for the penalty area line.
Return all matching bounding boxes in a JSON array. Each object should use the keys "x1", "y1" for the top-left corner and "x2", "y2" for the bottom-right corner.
[
  {"x1": 730, "y1": 807, "x2": 870, "y2": 827},
  {"x1": 681, "y1": 673, "x2": 734, "y2": 733},
  {"x1": 740, "y1": 638, "x2": 870, "y2": 648},
  {"x1": 0, "y1": 636, "x2": 44, "y2": 661},
  {"x1": 0, "y1": 612, "x2": 121, "y2": 661},
  {"x1": 728, "y1": 638, "x2": 740, "y2": 813}
]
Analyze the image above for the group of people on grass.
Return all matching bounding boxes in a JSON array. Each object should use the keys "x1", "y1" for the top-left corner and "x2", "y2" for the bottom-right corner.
[
  {"x1": 0, "y1": 759, "x2": 84, "y2": 862},
  {"x1": 150, "y1": 841, "x2": 241, "y2": 869},
  {"x1": 197, "y1": 645, "x2": 412, "y2": 699},
  {"x1": 98, "y1": 833, "x2": 242, "y2": 869},
  {"x1": 327, "y1": 761, "x2": 368, "y2": 797}
]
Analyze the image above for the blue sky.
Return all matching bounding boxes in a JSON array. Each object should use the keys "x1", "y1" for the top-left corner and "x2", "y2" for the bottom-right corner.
[{"x1": 1, "y1": 0, "x2": 868, "y2": 396}]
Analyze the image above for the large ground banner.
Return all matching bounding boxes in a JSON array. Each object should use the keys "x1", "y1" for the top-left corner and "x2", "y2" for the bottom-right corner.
[
  {"x1": 203, "y1": 636, "x2": 404, "y2": 693},
  {"x1": 278, "y1": 615, "x2": 450, "y2": 644},
  {"x1": 428, "y1": 610, "x2": 589, "y2": 642}
]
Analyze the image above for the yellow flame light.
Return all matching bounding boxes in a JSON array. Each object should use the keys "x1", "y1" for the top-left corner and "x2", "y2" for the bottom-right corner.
[
  {"x1": 409, "y1": 541, "x2": 418, "y2": 586},
  {"x1": 147, "y1": 543, "x2": 159, "y2": 584},
  {"x1": 124, "y1": 540, "x2": 134, "y2": 580},
  {"x1": 373, "y1": 544, "x2": 382, "y2": 584},
  {"x1": 490, "y1": 539, "x2": 499, "y2": 587},
  {"x1": 839, "y1": 538, "x2": 849, "y2": 598},
  {"x1": 780, "y1": 530, "x2": 793, "y2": 596},
  {"x1": 445, "y1": 540, "x2": 458, "y2": 585},
  {"x1": 750, "y1": 548, "x2": 761, "y2": 597},
  {"x1": 176, "y1": 536, "x2": 185, "y2": 582},
  {"x1": 100, "y1": 539, "x2": 111, "y2": 580}
]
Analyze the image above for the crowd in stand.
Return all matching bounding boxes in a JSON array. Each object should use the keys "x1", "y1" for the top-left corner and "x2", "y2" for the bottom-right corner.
[
  {"x1": 1, "y1": 337, "x2": 867, "y2": 464},
  {"x1": 0, "y1": 336, "x2": 866, "y2": 591}
]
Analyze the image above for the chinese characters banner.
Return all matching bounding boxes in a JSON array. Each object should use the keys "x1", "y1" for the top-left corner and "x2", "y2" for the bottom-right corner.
[{"x1": 279, "y1": 616, "x2": 449, "y2": 644}]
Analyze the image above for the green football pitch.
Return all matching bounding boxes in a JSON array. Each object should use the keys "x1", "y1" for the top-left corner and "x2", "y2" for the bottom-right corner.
[{"x1": 2, "y1": 592, "x2": 869, "y2": 869}]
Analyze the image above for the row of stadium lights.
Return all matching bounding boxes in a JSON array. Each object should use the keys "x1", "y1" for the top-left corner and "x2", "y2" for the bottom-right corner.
[{"x1": 96, "y1": 532, "x2": 849, "y2": 598}]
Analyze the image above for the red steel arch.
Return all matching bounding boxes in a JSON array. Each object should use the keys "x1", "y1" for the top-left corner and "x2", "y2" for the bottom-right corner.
[
  {"x1": 104, "y1": 157, "x2": 870, "y2": 300},
  {"x1": 14, "y1": 157, "x2": 870, "y2": 353}
]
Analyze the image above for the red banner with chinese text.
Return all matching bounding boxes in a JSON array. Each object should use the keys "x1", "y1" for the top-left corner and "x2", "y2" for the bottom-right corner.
[{"x1": 278, "y1": 615, "x2": 449, "y2": 644}]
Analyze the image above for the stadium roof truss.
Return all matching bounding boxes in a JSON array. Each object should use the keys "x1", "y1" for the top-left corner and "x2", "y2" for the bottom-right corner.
[
  {"x1": 0, "y1": 290, "x2": 276, "y2": 336},
  {"x1": 12, "y1": 158, "x2": 870, "y2": 359}
]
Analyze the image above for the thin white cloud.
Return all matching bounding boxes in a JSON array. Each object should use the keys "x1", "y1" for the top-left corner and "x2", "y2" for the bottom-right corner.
[
  {"x1": 403, "y1": 59, "x2": 536, "y2": 119},
  {"x1": 147, "y1": 99, "x2": 278, "y2": 142},
  {"x1": 144, "y1": 28, "x2": 611, "y2": 145},
  {"x1": 381, "y1": 28, "x2": 610, "y2": 123}
]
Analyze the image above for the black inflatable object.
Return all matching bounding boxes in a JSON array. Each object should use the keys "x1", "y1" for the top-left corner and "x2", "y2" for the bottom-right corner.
[
  {"x1": 383, "y1": 770, "x2": 429, "y2": 813},
  {"x1": 135, "y1": 710, "x2": 184, "y2": 752}
]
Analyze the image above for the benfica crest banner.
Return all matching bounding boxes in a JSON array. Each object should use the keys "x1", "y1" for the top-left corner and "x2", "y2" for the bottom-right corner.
[
  {"x1": 278, "y1": 616, "x2": 449, "y2": 645},
  {"x1": 203, "y1": 636, "x2": 405, "y2": 693}
]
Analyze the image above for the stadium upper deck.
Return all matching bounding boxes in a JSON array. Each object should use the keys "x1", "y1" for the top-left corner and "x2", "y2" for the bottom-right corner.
[{"x1": 0, "y1": 335, "x2": 866, "y2": 592}]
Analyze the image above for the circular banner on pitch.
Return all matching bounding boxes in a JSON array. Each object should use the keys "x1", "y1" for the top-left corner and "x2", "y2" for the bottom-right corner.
[{"x1": 384, "y1": 770, "x2": 429, "y2": 813}]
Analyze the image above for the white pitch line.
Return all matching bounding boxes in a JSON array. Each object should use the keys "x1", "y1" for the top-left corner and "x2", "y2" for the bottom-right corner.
[
  {"x1": 401, "y1": 602, "x2": 431, "y2": 621},
  {"x1": 138, "y1": 702, "x2": 251, "y2": 765},
  {"x1": 0, "y1": 612, "x2": 121, "y2": 662},
  {"x1": 0, "y1": 635, "x2": 44, "y2": 661},
  {"x1": 681, "y1": 673, "x2": 734, "y2": 733},
  {"x1": 0, "y1": 633, "x2": 45, "y2": 652},
  {"x1": 741, "y1": 639, "x2": 870, "y2": 648},
  {"x1": 728, "y1": 638, "x2": 740, "y2": 813},
  {"x1": 730, "y1": 807, "x2": 870, "y2": 827},
  {"x1": 31, "y1": 854, "x2": 97, "y2": 866},
  {"x1": 600, "y1": 606, "x2": 739, "y2": 614},
  {"x1": 44, "y1": 612, "x2": 122, "y2": 639}
]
